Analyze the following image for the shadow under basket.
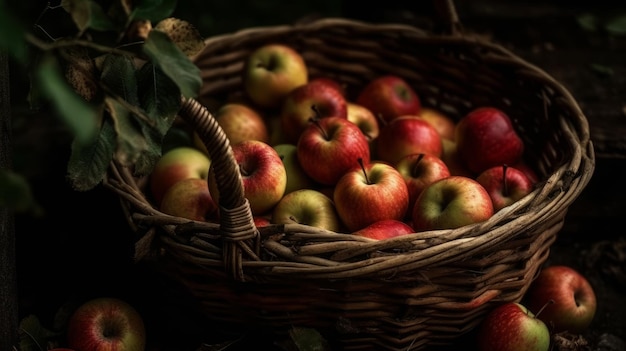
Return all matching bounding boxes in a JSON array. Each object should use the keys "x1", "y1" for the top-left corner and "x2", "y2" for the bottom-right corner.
[{"x1": 104, "y1": 15, "x2": 595, "y2": 351}]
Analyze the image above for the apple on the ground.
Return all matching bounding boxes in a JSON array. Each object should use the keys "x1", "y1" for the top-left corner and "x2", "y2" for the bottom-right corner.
[
  {"x1": 242, "y1": 43, "x2": 308, "y2": 108},
  {"x1": 412, "y1": 176, "x2": 494, "y2": 231},
  {"x1": 273, "y1": 143, "x2": 316, "y2": 194},
  {"x1": 375, "y1": 115, "x2": 443, "y2": 166},
  {"x1": 455, "y1": 106, "x2": 524, "y2": 174},
  {"x1": 214, "y1": 102, "x2": 269, "y2": 146},
  {"x1": 271, "y1": 188, "x2": 341, "y2": 232},
  {"x1": 297, "y1": 116, "x2": 371, "y2": 186},
  {"x1": 524, "y1": 265, "x2": 597, "y2": 334},
  {"x1": 159, "y1": 178, "x2": 218, "y2": 222},
  {"x1": 208, "y1": 140, "x2": 286, "y2": 216},
  {"x1": 352, "y1": 219, "x2": 414, "y2": 240},
  {"x1": 280, "y1": 78, "x2": 348, "y2": 143},
  {"x1": 476, "y1": 164, "x2": 534, "y2": 212},
  {"x1": 476, "y1": 302, "x2": 550, "y2": 351},
  {"x1": 149, "y1": 146, "x2": 211, "y2": 206},
  {"x1": 66, "y1": 297, "x2": 146, "y2": 351},
  {"x1": 356, "y1": 74, "x2": 421, "y2": 125},
  {"x1": 334, "y1": 159, "x2": 409, "y2": 232},
  {"x1": 395, "y1": 153, "x2": 450, "y2": 217}
]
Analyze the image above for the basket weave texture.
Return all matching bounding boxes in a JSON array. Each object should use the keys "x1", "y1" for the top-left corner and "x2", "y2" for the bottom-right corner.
[{"x1": 104, "y1": 10, "x2": 595, "y2": 351}]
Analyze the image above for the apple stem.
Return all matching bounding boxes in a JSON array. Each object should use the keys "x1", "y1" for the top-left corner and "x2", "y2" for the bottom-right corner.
[
  {"x1": 308, "y1": 117, "x2": 329, "y2": 140},
  {"x1": 358, "y1": 158, "x2": 371, "y2": 184},
  {"x1": 412, "y1": 154, "x2": 425, "y2": 176},
  {"x1": 502, "y1": 163, "x2": 509, "y2": 196},
  {"x1": 534, "y1": 299, "x2": 555, "y2": 318}
]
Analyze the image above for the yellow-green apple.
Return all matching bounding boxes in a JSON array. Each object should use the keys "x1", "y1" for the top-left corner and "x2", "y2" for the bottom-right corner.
[
  {"x1": 395, "y1": 153, "x2": 450, "y2": 218},
  {"x1": 271, "y1": 188, "x2": 341, "y2": 232},
  {"x1": 375, "y1": 115, "x2": 443, "y2": 166},
  {"x1": 524, "y1": 265, "x2": 597, "y2": 333},
  {"x1": 334, "y1": 159, "x2": 409, "y2": 232},
  {"x1": 352, "y1": 219, "x2": 414, "y2": 240},
  {"x1": 346, "y1": 102, "x2": 380, "y2": 142},
  {"x1": 214, "y1": 102, "x2": 269, "y2": 146},
  {"x1": 441, "y1": 138, "x2": 474, "y2": 177},
  {"x1": 273, "y1": 143, "x2": 316, "y2": 194},
  {"x1": 149, "y1": 146, "x2": 211, "y2": 206},
  {"x1": 242, "y1": 43, "x2": 308, "y2": 108},
  {"x1": 418, "y1": 107, "x2": 456, "y2": 141},
  {"x1": 476, "y1": 302, "x2": 550, "y2": 351},
  {"x1": 355, "y1": 74, "x2": 421, "y2": 125},
  {"x1": 159, "y1": 178, "x2": 218, "y2": 221},
  {"x1": 455, "y1": 107, "x2": 524, "y2": 174},
  {"x1": 412, "y1": 176, "x2": 494, "y2": 231},
  {"x1": 67, "y1": 297, "x2": 146, "y2": 351},
  {"x1": 280, "y1": 78, "x2": 348, "y2": 143},
  {"x1": 208, "y1": 140, "x2": 286, "y2": 216},
  {"x1": 297, "y1": 116, "x2": 370, "y2": 186},
  {"x1": 476, "y1": 164, "x2": 534, "y2": 212}
]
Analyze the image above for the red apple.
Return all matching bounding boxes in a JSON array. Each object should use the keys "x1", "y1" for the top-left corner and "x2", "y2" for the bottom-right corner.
[
  {"x1": 395, "y1": 153, "x2": 450, "y2": 217},
  {"x1": 208, "y1": 140, "x2": 286, "y2": 216},
  {"x1": 476, "y1": 302, "x2": 550, "y2": 351},
  {"x1": 67, "y1": 297, "x2": 146, "y2": 351},
  {"x1": 352, "y1": 219, "x2": 414, "y2": 240},
  {"x1": 412, "y1": 176, "x2": 494, "y2": 231},
  {"x1": 280, "y1": 78, "x2": 348, "y2": 143},
  {"x1": 254, "y1": 216, "x2": 271, "y2": 227},
  {"x1": 309, "y1": 76, "x2": 346, "y2": 96},
  {"x1": 149, "y1": 146, "x2": 211, "y2": 206},
  {"x1": 525, "y1": 265, "x2": 597, "y2": 333},
  {"x1": 375, "y1": 115, "x2": 443, "y2": 166},
  {"x1": 418, "y1": 107, "x2": 456, "y2": 141},
  {"x1": 455, "y1": 107, "x2": 524, "y2": 174},
  {"x1": 346, "y1": 102, "x2": 380, "y2": 142},
  {"x1": 476, "y1": 164, "x2": 534, "y2": 212},
  {"x1": 242, "y1": 43, "x2": 308, "y2": 108},
  {"x1": 356, "y1": 74, "x2": 421, "y2": 125},
  {"x1": 214, "y1": 102, "x2": 269, "y2": 146},
  {"x1": 159, "y1": 178, "x2": 218, "y2": 221},
  {"x1": 296, "y1": 116, "x2": 371, "y2": 186},
  {"x1": 334, "y1": 159, "x2": 410, "y2": 232},
  {"x1": 512, "y1": 159, "x2": 540, "y2": 185},
  {"x1": 271, "y1": 188, "x2": 341, "y2": 232}
]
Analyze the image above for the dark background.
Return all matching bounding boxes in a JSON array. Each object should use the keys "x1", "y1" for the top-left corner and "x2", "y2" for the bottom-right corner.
[{"x1": 8, "y1": 1, "x2": 626, "y2": 350}]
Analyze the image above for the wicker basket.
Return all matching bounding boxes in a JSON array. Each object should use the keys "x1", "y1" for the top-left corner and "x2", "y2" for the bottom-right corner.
[{"x1": 104, "y1": 3, "x2": 595, "y2": 350}]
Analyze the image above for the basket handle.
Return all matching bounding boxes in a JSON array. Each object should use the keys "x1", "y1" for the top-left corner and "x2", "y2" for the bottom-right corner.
[{"x1": 178, "y1": 97, "x2": 259, "y2": 282}]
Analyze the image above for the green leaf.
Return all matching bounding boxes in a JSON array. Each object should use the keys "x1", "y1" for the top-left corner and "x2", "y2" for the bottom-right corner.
[
  {"x1": 131, "y1": 0, "x2": 178, "y2": 23},
  {"x1": 63, "y1": 0, "x2": 117, "y2": 32},
  {"x1": 105, "y1": 96, "x2": 150, "y2": 167},
  {"x1": 100, "y1": 53, "x2": 140, "y2": 106},
  {"x1": 143, "y1": 30, "x2": 201, "y2": 98},
  {"x1": 288, "y1": 327, "x2": 331, "y2": 351},
  {"x1": 66, "y1": 117, "x2": 116, "y2": 191},
  {"x1": 605, "y1": 14, "x2": 626, "y2": 36},
  {"x1": 0, "y1": 2, "x2": 28, "y2": 61},
  {"x1": 0, "y1": 170, "x2": 42, "y2": 215},
  {"x1": 590, "y1": 63, "x2": 614, "y2": 76},
  {"x1": 36, "y1": 54, "x2": 99, "y2": 146},
  {"x1": 18, "y1": 315, "x2": 57, "y2": 351}
]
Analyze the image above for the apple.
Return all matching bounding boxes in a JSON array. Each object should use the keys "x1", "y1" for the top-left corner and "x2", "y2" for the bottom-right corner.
[
  {"x1": 355, "y1": 74, "x2": 421, "y2": 125},
  {"x1": 476, "y1": 302, "x2": 550, "y2": 351},
  {"x1": 297, "y1": 116, "x2": 371, "y2": 186},
  {"x1": 214, "y1": 102, "x2": 269, "y2": 146},
  {"x1": 440, "y1": 138, "x2": 474, "y2": 177},
  {"x1": 280, "y1": 78, "x2": 348, "y2": 143},
  {"x1": 208, "y1": 140, "x2": 286, "y2": 216},
  {"x1": 525, "y1": 265, "x2": 597, "y2": 334},
  {"x1": 418, "y1": 107, "x2": 456, "y2": 141},
  {"x1": 66, "y1": 297, "x2": 146, "y2": 351},
  {"x1": 159, "y1": 177, "x2": 218, "y2": 221},
  {"x1": 352, "y1": 219, "x2": 414, "y2": 240},
  {"x1": 254, "y1": 216, "x2": 271, "y2": 227},
  {"x1": 412, "y1": 176, "x2": 494, "y2": 231},
  {"x1": 242, "y1": 43, "x2": 308, "y2": 108},
  {"x1": 334, "y1": 159, "x2": 410, "y2": 232},
  {"x1": 395, "y1": 153, "x2": 450, "y2": 217},
  {"x1": 375, "y1": 115, "x2": 443, "y2": 166},
  {"x1": 271, "y1": 188, "x2": 341, "y2": 232},
  {"x1": 476, "y1": 164, "x2": 534, "y2": 212},
  {"x1": 149, "y1": 146, "x2": 211, "y2": 206},
  {"x1": 273, "y1": 143, "x2": 316, "y2": 194},
  {"x1": 346, "y1": 102, "x2": 380, "y2": 142},
  {"x1": 455, "y1": 107, "x2": 524, "y2": 174},
  {"x1": 309, "y1": 76, "x2": 346, "y2": 96},
  {"x1": 512, "y1": 159, "x2": 540, "y2": 185}
]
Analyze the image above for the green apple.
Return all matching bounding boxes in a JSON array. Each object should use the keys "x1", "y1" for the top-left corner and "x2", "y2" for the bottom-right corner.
[
  {"x1": 149, "y1": 146, "x2": 211, "y2": 206},
  {"x1": 346, "y1": 101, "x2": 380, "y2": 142},
  {"x1": 159, "y1": 178, "x2": 218, "y2": 222},
  {"x1": 271, "y1": 188, "x2": 341, "y2": 232},
  {"x1": 214, "y1": 102, "x2": 269, "y2": 146},
  {"x1": 243, "y1": 43, "x2": 308, "y2": 108},
  {"x1": 273, "y1": 143, "x2": 316, "y2": 194}
]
